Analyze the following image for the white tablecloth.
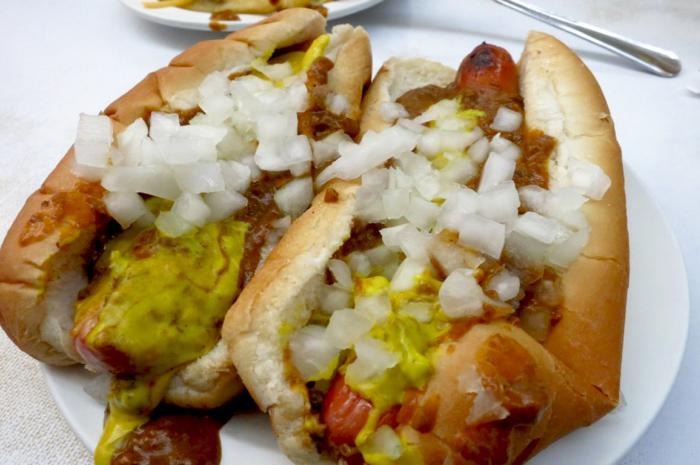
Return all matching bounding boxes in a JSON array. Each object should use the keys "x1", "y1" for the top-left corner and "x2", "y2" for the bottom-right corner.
[{"x1": 0, "y1": 0, "x2": 698, "y2": 463}]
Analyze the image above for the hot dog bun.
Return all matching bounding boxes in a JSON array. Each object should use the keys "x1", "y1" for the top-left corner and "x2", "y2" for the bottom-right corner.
[
  {"x1": 224, "y1": 31, "x2": 627, "y2": 464},
  {"x1": 0, "y1": 8, "x2": 371, "y2": 409}
]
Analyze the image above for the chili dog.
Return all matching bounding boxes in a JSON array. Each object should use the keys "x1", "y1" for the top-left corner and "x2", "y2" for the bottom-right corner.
[
  {"x1": 223, "y1": 32, "x2": 628, "y2": 465},
  {"x1": 0, "y1": 8, "x2": 370, "y2": 464}
]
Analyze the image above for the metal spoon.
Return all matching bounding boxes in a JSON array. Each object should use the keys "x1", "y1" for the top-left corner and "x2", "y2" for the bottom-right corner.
[{"x1": 492, "y1": 0, "x2": 682, "y2": 77}]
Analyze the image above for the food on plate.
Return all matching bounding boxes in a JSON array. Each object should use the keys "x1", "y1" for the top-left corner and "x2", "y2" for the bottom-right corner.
[
  {"x1": 0, "y1": 8, "x2": 370, "y2": 464},
  {"x1": 223, "y1": 32, "x2": 629, "y2": 465},
  {"x1": 143, "y1": 0, "x2": 331, "y2": 16}
]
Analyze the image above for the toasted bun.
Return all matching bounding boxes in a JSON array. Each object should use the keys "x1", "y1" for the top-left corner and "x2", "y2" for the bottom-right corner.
[
  {"x1": 225, "y1": 31, "x2": 627, "y2": 464},
  {"x1": 0, "y1": 8, "x2": 371, "y2": 409}
]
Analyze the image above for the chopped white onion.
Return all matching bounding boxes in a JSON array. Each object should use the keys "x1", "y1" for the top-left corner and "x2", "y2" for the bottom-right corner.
[
  {"x1": 149, "y1": 112, "x2": 180, "y2": 143},
  {"x1": 486, "y1": 269, "x2": 520, "y2": 301},
  {"x1": 355, "y1": 293, "x2": 392, "y2": 324},
  {"x1": 198, "y1": 71, "x2": 229, "y2": 99},
  {"x1": 457, "y1": 214, "x2": 506, "y2": 258},
  {"x1": 396, "y1": 224, "x2": 431, "y2": 264},
  {"x1": 440, "y1": 157, "x2": 477, "y2": 185},
  {"x1": 436, "y1": 187, "x2": 479, "y2": 232},
  {"x1": 414, "y1": 99, "x2": 460, "y2": 125},
  {"x1": 380, "y1": 224, "x2": 409, "y2": 250},
  {"x1": 477, "y1": 181, "x2": 520, "y2": 223},
  {"x1": 326, "y1": 92, "x2": 350, "y2": 116},
  {"x1": 380, "y1": 102, "x2": 409, "y2": 122},
  {"x1": 491, "y1": 107, "x2": 523, "y2": 132},
  {"x1": 428, "y1": 236, "x2": 485, "y2": 275},
  {"x1": 172, "y1": 162, "x2": 226, "y2": 194},
  {"x1": 518, "y1": 185, "x2": 549, "y2": 213},
  {"x1": 255, "y1": 135, "x2": 312, "y2": 172},
  {"x1": 204, "y1": 190, "x2": 248, "y2": 221},
  {"x1": 103, "y1": 192, "x2": 149, "y2": 229},
  {"x1": 311, "y1": 131, "x2": 352, "y2": 168},
  {"x1": 390, "y1": 258, "x2": 425, "y2": 291},
  {"x1": 504, "y1": 231, "x2": 548, "y2": 268},
  {"x1": 102, "y1": 165, "x2": 181, "y2": 200},
  {"x1": 513, "y1": 212, "x2": 563, "y2": 245},
  {"x1": 155, "y1": 210, "x2": 194, "y2": 237},
  {"x1": 405, "y1": 194, "x2": 440, "y2": 231},
  {"x1": 326, "y1": 309, "x2": 373, "y2": 349},
  {"x1": 382, "y1": 188, "x2": 410, "y2": 220},
  {"x1": 74, "y1": 114, "x2": 113, "y2": 168},
  {"x1": 219, "y1": 160, "x2": 252, "y2": 193},
  {"x1": 256, "y1": 113, "x2": 298, "y2": 141},
  {"x1": 317, "y1": 125, "x2": 420, "y2": 186},
  {"x1": 274, "y1": 177, "x2": 313, "y2": 218},
  {"x1": 328, "y1": 259, "x2": 353, "y2": 290},
  {"x1": 567, "y1": 159, "x2": 611, "y2": 200},
  {"x1": 547, "y1": 228, "x2": 590, "y2": 267},
  {"x1": 478, "y1": 152, "x2": 516, "y2": 193},
  {"x1": 489, "y1": 134, "x2": 521, "y2": 161},
  {"x1": 172, "y1": 193, "x2": 211, "y2": 227},
  {"x1": 251, "y1": 59, "x2": 294, "y2": 81},
  {"x1": 345, "y1": 337, "x2": 399, "y2": 383},
  {"x1": 400, "y1": 302, "x2": 433, "y2": 323},
  {"x1": 289, "y1": 325, "x2": 340, "y2": 381},
  {"x1": 361, "y1": 426, "x2": 403, "y2": 460},
  {"x1": 347, "y1": 252, "x2": 372, "y2": 278},
  {"x1": 320, "y1": 285, "x2": 353, "y2": 314},
  {"x1": 467, "y1": 137, "x2": 490, "y2": 163},
  {"x1": 439, "y1": 269, "x2": 484, "y2": 319}
]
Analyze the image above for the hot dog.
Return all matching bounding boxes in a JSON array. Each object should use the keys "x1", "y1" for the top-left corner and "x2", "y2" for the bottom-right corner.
[
  {"x1": 223, "y1": 32, "x2": 628, "y2": 465},
  {"x1": 0, "y1": 8, "x2": 371, "y2": 464}
]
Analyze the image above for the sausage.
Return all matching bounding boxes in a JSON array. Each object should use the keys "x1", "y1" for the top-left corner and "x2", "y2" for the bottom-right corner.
[{"x1": 455, "y1": 43, "x2": 519, "y2": 94}]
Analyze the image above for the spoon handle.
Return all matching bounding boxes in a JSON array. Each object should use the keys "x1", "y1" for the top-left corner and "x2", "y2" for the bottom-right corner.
[{"x1": 492, "y1": 0, "x2": 682, "y2": 77}]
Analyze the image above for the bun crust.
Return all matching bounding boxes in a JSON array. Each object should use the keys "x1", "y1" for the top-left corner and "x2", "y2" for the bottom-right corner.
[
  {"x1": 0, "y1": 8, "x2": 371, "y2": 409},
  {"x1": 225, "y1": 32, "x2": 628, "y2": 464}
]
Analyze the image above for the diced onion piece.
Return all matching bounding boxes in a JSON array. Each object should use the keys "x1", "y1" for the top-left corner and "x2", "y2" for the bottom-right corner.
[
  {"x1": 547, "y1": 228, "x2": 589, "y2": 268},
  {"x1": 204, "y1": 190, "x2": 248, "y2": 221},
  {"x1": 290, "y1": 162, "x2": 311, "y2": 177},
  {"x1": 355, "y1": 168, "x2": 389, "y2": 222},
  {"x1": 365, "y1": 245, "x2": 398, "y2": 268},
  {"x1": 255, "y1": 135, "x2": 312, "y2": 172},
  {"x1": 219, "y1": 160, "x2": 252, "y2": 193},
  {"x1": 396, "y1": 224, "x2": 431, "y2": 264},
  {"x1": 172, "y1": 193, "x2": 211, "y2": 227},
  {"x1": 355, "y1": 294, "x2": 392, "y2": 324},
  {"x1": 413, "y1": 172, "x2": 441, "y2": 201},
  {"x1": 345, "y1": 337, "x2": 399, "y2": 383},
  {"x1": 251, "y1": 59, "x2": 294, "y2": 81},
  {"x1": 103, "y1": 192, "x2": 148, "y2": 228},
  {"x1": 311, "y1": 131, "x2": 352, "y2": 168},
  {"x1": 477, "y1": 181, "x2": 520, "y2": 223},
  {"x1": 382, "y1": 188, "x2": 410, "y2": 220},
  {"x1": 316, "y1": 126, "x2": 420, "y2": 186},
  {"x1": 149, "y1": 112, "x2": 180, "y2": 142},
  {"x1": 256, "y1": 113, "x2": 298, "y2": 141},
  {"x1": 328, "y1": 259, "x2": 353, "y2": 290},
  {"x1": 428, "y1": 234, "x2": 485, "y2": 276},
  {"x1": 513, "y1": 212, "x2": 562, "y2": 245},
  {"x1": 289, "y1": 325, "x2": 340, "y2": 381},
  {"x1": 547, "y1": 187, "x2": 587, "y2": 216},
  {"x1": 155, "y1": 211, "x2": 194, "y2": 237},
  {"x1": 390, "y1": 258, "x2": 425, "y2": 292},
  {"x1": 478, "y1": 152, "x2": 516, "y2": 193},
  {"x1": 347, "y1": 252, "x2": 372, "y2": 277},
  {"x1": 102, "y1": 165, "x2": 181, "y2": 200},
  {"x1": 489, "y1": 134, "x2": 521, "y2": 161},
  {"x1": 414, "y1": 99, "x2": 460, "y2": 125},
  {"x1": 405, "y1": 194, "x2": 440, "y2": 231},
  {"x1": 199, "y1": 94, "x2": 234, "y2": 123},
  {"x1": 467, "y1": 137, "x2": 490, "y2": 163},
  {"x1": 458, "y1": 214, "x2": 506, "y2": 258},
  {"x1": 490, "y1": 107, "x2": 522, "y2": 132},
  {"x1": 198, "y1": 71, "x2": 229, "y2": 98},
  {"x1": 326, "y1": 92, "x2": 350, "y2": 115},
  {"x1": 326, "y1": 309, "x2": 373, "y2": 349},
  {"x1": 74, "y1": 114, "x2": 113, "y2": 168},
  {"x1": 486, "y1": 269, "x2": 520, "y2": 301},
  {"x1": 504, "y1": 231, "x2": 548, "y2": 269},
  {"x1": 320, "y1": 285, "x2": 352, "y2": 314},
  {"x1": 400, "y1": 302, "x2": 433, "y2": 323},
  {"x1": 518, "y1": 185, "x2": 549, "y2": 213},
  {"x1": 172, "y1": 162, "x2": 226, "y2": 193},
  {"x1": 567, "y1": 159, "x2": 611, "y2": 200},
  {"x1": 439, "y1": 269, "x2": 484, "y2": 319},
  {"x1": 71, "y1": 161, "x2": 106, "y2": 182},
  {"x1": 274, "y1": 177, "x2": 313, "y2": 218},
  {"x1": 116, "y1": 118, "x2": 148, "y2": 165},
  {"x1": 440, "y1": 157, "x2": 476, "y2": 185},
  {"x1": 380, "y1": 224, "x2": 409, "y2": 250},
  {"x1": 361, "y1": 426, "x2": 403, "y2": 461},
  {"x1": 380, "y1": 102, "x2": 409, "y2": 122},
  {"x1": 166, "y1": 125, "x2": 226, "y2": 164},
  {"x1": 436, "y1": 188, "x2": 479, "y2": 232}
]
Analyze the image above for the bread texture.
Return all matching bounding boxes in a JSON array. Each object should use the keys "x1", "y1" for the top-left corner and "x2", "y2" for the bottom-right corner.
[
  {"x1": 0, "y1": 8, "x2": 371, "y2": 409},
  {"x1": 224, "y1": 31, "x2": 628, "y2": 464}
]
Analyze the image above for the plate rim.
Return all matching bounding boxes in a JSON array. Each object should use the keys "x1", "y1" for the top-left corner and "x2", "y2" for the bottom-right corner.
[
  {"x1": 117, "y1": 0, "x2": 386, "y2": 31},
  {"x1": 41, "y1": 164, "x2": 690, "y2": 464}
]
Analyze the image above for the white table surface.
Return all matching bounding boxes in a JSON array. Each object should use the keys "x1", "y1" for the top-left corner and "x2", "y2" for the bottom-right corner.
[{"x1": 0, "y1": 0, "x2": 697, "y2": 464}]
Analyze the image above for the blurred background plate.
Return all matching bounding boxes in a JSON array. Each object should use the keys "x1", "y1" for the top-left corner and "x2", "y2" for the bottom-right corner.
[{"x1": 118, "y1": 0, "x2": 385, "y2": 31}]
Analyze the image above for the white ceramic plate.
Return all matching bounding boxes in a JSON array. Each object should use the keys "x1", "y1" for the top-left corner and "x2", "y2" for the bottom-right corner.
[
  {"x1": 43, "y1": 165, "x2": 688, "y2": 465},
  {"x1": 118, "y1": 0, "x2": 385, "y2": 31}
]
